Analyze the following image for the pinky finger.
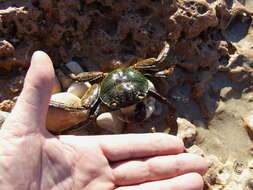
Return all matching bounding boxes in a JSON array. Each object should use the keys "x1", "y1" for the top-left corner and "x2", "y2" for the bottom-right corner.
[{"x1": 115, "y1": 173, "x2": 204, "y2": 190}]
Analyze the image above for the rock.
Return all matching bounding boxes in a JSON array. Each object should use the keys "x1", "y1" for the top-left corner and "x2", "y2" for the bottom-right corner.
[
  {"x1": 186, "y1": 145, "x2": 205, "y2": 157},
  {"x1": 67, "y1": 81, "x2": 91, "y2": 98},
  {"x1": 0, "y1": 40, "x2": 25, "y2": 70},
  {"x1": 233, "y1": 160, "x2": 244, "y2": 175},
  {"x1": 96, "y1": 111, "x2": 124, "y2": 134},
  {"x1": 220, "y1": 86, "x2": 233, "y2": 99},
  {"x1": 204, "y1": 155, "x2": 227, "y2": 189},
  {"x1": 204, "y1": 155, "x2": 253, "y2": 190},
  {"x1": 243, "y1": 114, "x2": 253, "y2": 141},
  {"x1": 51, "y1": 76, "x2": 62, "y2": 94},
  {"x1": 0, "y1": 40, "x2": 15, "y2": 57},
  {"x1": 65, "y1": 61, "x2": 84, "y2": 74},
  {"x1": 0, "y1": 100, "x2": 15, "y2": 112},
  {"x1": 176, "y1": 117, "x2": 197, "y2": 146}
]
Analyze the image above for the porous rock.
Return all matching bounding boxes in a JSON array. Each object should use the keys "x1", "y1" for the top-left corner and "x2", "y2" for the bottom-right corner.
[
  {"x1": 186, "y1": 144, "x2": 205, "y2": 157},
  {"x1": 176, "y1": 117, "x2": 197, "y2": 146},
  {"x1": 243, "y1": 114, "x2": 253, "y2": 141},
  {"x1": 0, "y1": 0, "x2": 244, "y2": 72},
  {"x1": 204, "y1": 155, "x2": 253, "y2": 190},
  {"x1": 0, "y1": 40, "x2": 14, "y2": 57},
  {"x1": 0, "y1": 99, "x2": 15, "y2": 112}
]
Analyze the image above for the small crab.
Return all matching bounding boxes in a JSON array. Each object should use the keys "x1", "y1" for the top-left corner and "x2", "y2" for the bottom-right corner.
[{"x1": 49, "y1": 42, "x2": 176, "y2": 131}]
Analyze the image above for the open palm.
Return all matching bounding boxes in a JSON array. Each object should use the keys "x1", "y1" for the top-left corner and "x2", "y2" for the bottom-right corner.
[{"x1": 0, "y1": 51, "x2": 208, "y2": 190}]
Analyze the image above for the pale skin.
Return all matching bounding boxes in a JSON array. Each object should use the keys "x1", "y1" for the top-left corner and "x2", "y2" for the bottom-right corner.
[{"x1": 0, "y1": 51, "x2": 208, "y2": 190}]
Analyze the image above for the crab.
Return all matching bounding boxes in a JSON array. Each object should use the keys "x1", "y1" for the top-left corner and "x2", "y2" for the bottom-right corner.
[{"x1": 49, "y1": 42, "x2": 176, "y2": 131}]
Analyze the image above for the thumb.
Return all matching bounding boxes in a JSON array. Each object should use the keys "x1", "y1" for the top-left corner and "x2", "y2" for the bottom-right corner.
[{"x1": 2, "y1": 51, "x2": 54, "y2": 135}]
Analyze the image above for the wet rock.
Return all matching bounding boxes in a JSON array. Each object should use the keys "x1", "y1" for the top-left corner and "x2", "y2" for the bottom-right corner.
[
  {"x1": 96, "y1": 111, "x2": 124, "y2": 134},
  {"x1": 65, "y1": 61, "x2": 84, "y2": 74},
  {"x1": 176, "y1": 117, "x2": 197, "y2": 146}
]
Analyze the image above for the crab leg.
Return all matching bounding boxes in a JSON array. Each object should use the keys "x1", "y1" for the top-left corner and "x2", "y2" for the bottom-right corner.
[
  {"x1": 130, "y1": 42, "x2": 170, "y2": 71},
  {"x1": 130, "y1": 58, "x2": 157, "y2": 71},
  {"x1": 145, "y1": 66, "x2": 175, "y2": 78},
  {"x1": 148, "y1": 89, "x2": 177, "y2": 133},
  {"x1": 148, "y1": 89, "x2": 176, "y2": 116},
  {"x1": 70, "y1": 72, "x2": 107, "y2": 83},
  {"x1": 61, "y1": 65, "x2": 107, "y2": 83}
]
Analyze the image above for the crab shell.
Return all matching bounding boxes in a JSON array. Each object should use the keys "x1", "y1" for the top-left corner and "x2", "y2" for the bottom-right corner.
[
  {"x1": 100, "y1": 68, "x2": 150, "y2": 109},
  {"x1": 99, "y1": 68, "x2": 156, "y2": 123}
]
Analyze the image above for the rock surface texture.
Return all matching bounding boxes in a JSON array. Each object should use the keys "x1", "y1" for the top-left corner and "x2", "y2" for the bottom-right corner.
[{"x1": 0, "y1": 0, "x2": 253, "y2": 189}]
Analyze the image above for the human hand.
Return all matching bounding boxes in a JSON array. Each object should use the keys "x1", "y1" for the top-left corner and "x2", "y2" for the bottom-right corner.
[{"x1": 0, "y1": 51, "x2": 208, "y2": 190}]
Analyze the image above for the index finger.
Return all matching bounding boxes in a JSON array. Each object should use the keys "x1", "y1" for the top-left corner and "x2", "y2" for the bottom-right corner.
[{"x1": 100, "y1": 133, "x2": 184, "y2": 162}]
